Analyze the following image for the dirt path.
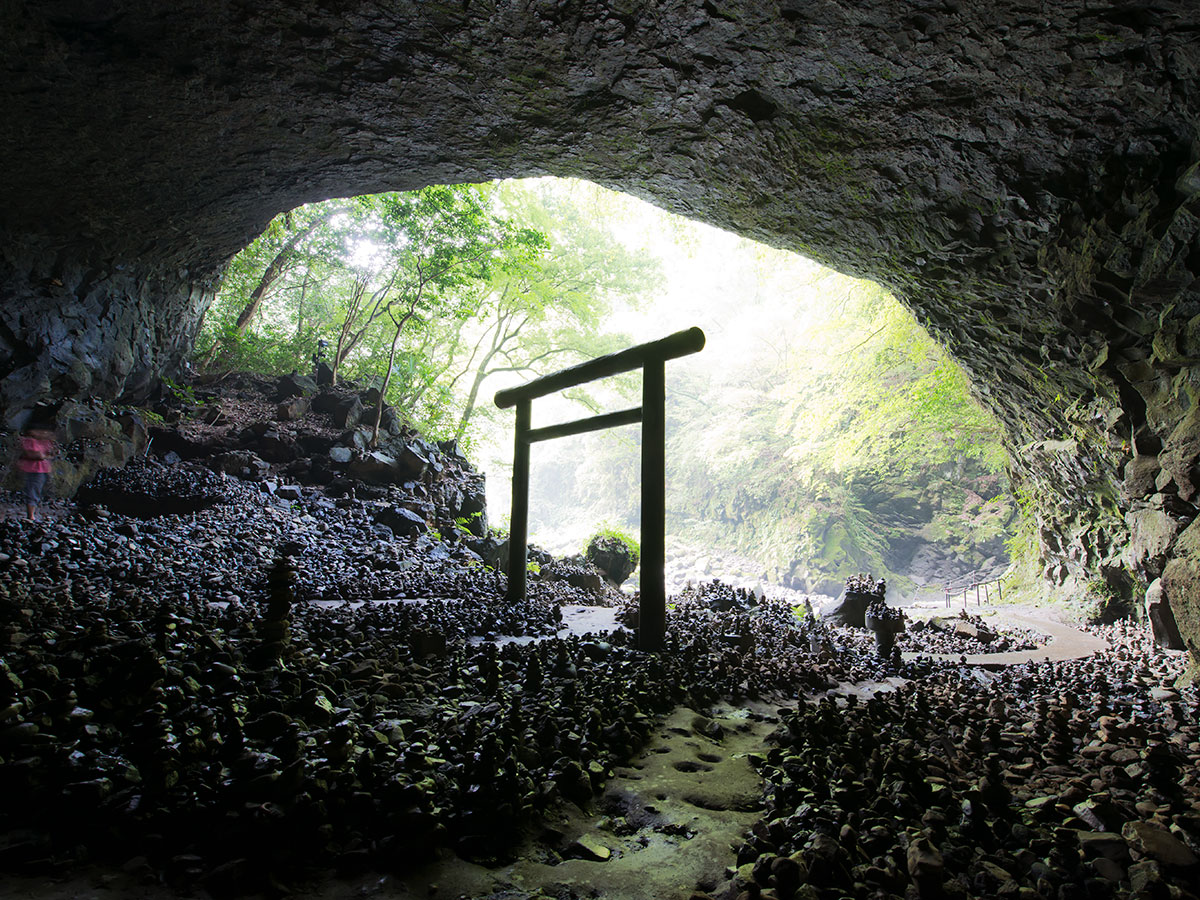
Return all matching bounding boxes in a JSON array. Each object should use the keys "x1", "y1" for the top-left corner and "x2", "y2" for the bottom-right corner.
[
  {"x1": 331, "y1": 702, "x2": 784, "y2": 900},
  {"x1": 902, "y1": 603, "x2": 1108, "y2": 667}
]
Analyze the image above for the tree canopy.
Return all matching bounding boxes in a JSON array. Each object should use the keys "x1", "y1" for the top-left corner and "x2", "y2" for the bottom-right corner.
[{"x1": 196, "y1": 180, "x2": 659, "y2": 448}]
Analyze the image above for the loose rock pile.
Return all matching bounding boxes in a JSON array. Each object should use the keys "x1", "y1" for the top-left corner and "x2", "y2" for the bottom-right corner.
[
  {"x1": 831, "y1": 611, "x2": 1049, "y2": 658},
  {"x1": 906, "y1": 612, "x2": 1047, "y2": 655},
  {"x1": 0, "y1": 501, "x2": 905, "y2": 891},
  {"x1": 2, "y1": 383, "x2": 1198, "y2": 899},
  {"x1": 713, "y1": 622, "x2": 1199, "y2": 900}
]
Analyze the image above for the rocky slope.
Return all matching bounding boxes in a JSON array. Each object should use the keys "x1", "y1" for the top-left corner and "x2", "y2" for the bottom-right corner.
[{"x1": 1, "y1": 502, "x2": 1196, "y2": 899}]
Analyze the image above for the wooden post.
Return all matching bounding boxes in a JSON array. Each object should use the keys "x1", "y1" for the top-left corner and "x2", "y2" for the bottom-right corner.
[
  {"x1": 996, "y1": 580, "x2": 1002, "y2": 603},
  {"x1": 506, "y1": 399, "x2": 531, "y2": 603},
  {"x1": 639, "y1": 359, "x2": 666, "y2": 651}
]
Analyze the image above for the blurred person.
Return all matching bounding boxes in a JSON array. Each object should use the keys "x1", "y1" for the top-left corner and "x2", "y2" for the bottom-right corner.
[{"x1": 17, "y1": 423, "x2": 55, "y2": 521}]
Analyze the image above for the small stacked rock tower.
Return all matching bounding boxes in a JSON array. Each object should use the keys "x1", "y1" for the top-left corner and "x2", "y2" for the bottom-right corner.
[{"x1": 822, "y1": 573, "x2": 887, "y2": 629}]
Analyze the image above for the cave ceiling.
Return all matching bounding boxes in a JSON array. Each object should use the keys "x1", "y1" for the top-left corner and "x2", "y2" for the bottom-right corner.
[{"x1": 3, "y1": 0, "x2": 1200, "y2": 663}]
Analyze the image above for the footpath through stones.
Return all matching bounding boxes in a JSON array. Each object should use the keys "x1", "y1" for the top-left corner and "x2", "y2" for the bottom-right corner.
[{"x1": 902, "y1": 604, "x2": 1111, "y2": 667}]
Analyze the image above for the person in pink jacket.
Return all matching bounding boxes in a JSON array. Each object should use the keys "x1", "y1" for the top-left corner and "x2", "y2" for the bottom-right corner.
[{"x1": 17, "y1": 424, "x2": 55, "y2": 521}]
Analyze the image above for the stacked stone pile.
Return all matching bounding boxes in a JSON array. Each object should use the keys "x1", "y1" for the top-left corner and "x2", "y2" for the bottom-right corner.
[
  {"x1": 0, "y1": 504, "x2": 892, "y2": 889},
  {"x1": 707, "y1": 621, "x2": 1198, "y2": 900},
  {"x1": 846, "y1": 574, "x2": 887, "y2": 598},
  {"x1": 823, "y1": 574, "x2": 888, "y2": 629},
  {"x1": 830, "y1": 612, "x2": 1050, "y2": 657},
  {"x1": 1, "y1": 427, "x2": 1197, "y2": 899}
]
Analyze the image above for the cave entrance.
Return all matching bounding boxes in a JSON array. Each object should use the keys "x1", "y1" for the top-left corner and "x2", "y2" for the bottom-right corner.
[
  {"x1": 495, "y1": 327, "x2": 705, "y2": 650},
  {"x1": 194, "y1": 176, "x2": 1016, "y2": 613}
]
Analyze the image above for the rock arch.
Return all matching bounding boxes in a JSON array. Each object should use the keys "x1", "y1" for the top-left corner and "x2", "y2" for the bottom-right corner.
[{"x1": 2, "y1": 1, "x2": 1200, "y2": 669}]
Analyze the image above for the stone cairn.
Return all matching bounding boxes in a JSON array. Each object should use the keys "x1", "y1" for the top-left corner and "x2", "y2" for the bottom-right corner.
[{"x1": 865, "y1": 598, "x2": 907, "y2": 659}]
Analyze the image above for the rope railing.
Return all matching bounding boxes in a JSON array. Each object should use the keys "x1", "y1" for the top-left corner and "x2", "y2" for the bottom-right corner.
[{"x1": 943, "y1": 574, "x2": 1004, "y2": 609}]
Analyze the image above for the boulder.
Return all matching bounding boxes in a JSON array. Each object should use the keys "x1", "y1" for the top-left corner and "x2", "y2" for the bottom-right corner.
[
  {"x1": 1122, "y1": 821, "x2": 1199, "y2": 867},
  {"x1": 212, "y1": 450, "x2": 271, "y2": 481},
  {"x1": 346, "y1": 444, "x2": 430, "y2": 485},
  {"x1": 254, "y1": 429, "x2": 298, "y2": 463},
  {"x1": 331, "y1": 396, "x2": 364, "y2": 429},
  {"x1": 375, "y1": 506, "x2": 427, "y2": 538},
  {"x1": 348, "y1": 451, "x2": 404, "y2": 484},
  {"x1": 954, "y1": 619, "x2": 994, "y2": 643},
  {"x1": 458, "y1": 483, "x2": 488, "y2": 537},
  {"x1": 297, "y1": 433, "x2": 334, "y2": 455},
  {"x1": 396, "y1": 443, "x2": 430, "y2": 479},
  {"x1": 380, "y1": 405, "x2": 402, "y2": 435},
  {"x1": 1123, "y1": 454, "x2": 1162, "y2": 499},
  {"x1": 544, "y1": 556, "x2": 608, "y2": 595},
  {"x1": 821, "y1": 591, "x2": 871, "y2": 628},
  {"x1": 1125, "y1": 504, "x2": 1186, "y2": 578},
  {"x1": 276, "y1": 372, "x2": 318, "y2": 399},
  {"x1": 148, "y1": 426, "x2": 211, "y2": 461},
  {"x1": 586, "y1": 535, "x2": 639, "y2": 586},
  {"x1": 565, "y1": 834, "x2": 611, "y2": 862},
  {"x1": 466, "y1": 535, "x2": 506, "y2": 568},
  {"x1": 1145, "y1": 579, "x2": 1186, "y2": 650},
  {"x1": 276, "y1": 396, "x2": 310, "y2": 420}
]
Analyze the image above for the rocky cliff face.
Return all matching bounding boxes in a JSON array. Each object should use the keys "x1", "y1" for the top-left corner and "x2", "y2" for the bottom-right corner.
[{"x1": 2, "y1": 1, "x2": 1199, "y2": 667}]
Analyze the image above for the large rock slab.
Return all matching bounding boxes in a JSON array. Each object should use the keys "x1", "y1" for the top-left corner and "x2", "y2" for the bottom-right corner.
[
  {"x1": 346, "y1": 444, "x2": 428, "y2": 485},
  {"x1": 1144, "y1": 579, "x2": 1186, "y2": 651}
]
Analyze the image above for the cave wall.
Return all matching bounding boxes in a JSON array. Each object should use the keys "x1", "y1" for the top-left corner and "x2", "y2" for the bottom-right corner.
[{"x1": 2, "y1": 0, "x2": 1200, "y2": 663}]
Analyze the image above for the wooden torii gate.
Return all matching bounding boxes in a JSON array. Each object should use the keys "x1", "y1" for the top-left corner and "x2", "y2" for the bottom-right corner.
[{"x1": 494, "y1": 327, "x2": 706, "y2": 651}]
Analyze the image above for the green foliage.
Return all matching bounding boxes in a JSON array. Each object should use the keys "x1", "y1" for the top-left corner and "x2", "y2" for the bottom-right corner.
[
  {"x1": 782, "y1": 283, "x2": 1005, "y2": 477},
  {"x1": 1004, "y1": 486, "x2": 1041, "y2": 571},
  {"x1": 160, "y1": 377, "x2": 200, "y2": 406},
  {"x1": 522, "y1": 217, "x2": 1016, "y2": 593},
  {"x1": 196, "y1": 179, "x2": 657, "y2": 447}
]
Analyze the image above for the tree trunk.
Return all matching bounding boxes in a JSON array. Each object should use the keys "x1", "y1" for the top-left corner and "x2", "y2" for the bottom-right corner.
[
  {"x1": 454, "y1": 346, "x2": 501, "y2": 442},
  {"x1": 234, "y1": 213, "x2": 333, "y2": 334},
  {"x1": 372, "y1": 318, "x2": 404, "y2": 448}
]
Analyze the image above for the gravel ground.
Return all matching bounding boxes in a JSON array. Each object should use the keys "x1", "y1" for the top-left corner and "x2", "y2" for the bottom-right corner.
[{"x1": 0, "y1": 476, "x2": 1197, "y2": 900}]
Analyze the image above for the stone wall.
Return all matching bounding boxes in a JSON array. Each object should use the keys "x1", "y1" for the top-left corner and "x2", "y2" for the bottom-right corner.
[
  {"x1": 0, "y1": 238, "x2": 212, "y2": 418},
  {"x1": 2, "y1": 1, "x2": 1199, "y2": 666}
]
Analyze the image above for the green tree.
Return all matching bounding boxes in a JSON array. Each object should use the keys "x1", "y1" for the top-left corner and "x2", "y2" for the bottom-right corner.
[
  {"x1": 444, "y1": 180, "x2": 659, "y2": 442},
  {"x1": 340, "y1": 185, "x2": 547, "y2": 445},
  {"x1": 199, "y1": 204, "x2": 365, "y2": 375}
]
